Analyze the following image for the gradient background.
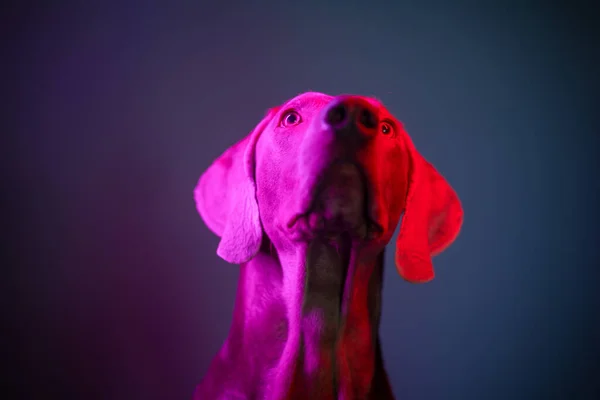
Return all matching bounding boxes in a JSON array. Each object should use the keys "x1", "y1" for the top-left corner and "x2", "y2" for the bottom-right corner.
[{"x1": 5, "y1": 1, "x2": 599, "y2": 399}]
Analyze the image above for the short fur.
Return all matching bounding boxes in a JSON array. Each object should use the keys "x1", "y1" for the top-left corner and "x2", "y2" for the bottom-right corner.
[{"x1": 193, "y1": 92, "x2": 463, "y2": 399}]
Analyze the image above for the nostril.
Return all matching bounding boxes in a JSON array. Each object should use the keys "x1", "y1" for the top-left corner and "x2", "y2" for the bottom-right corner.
[
  {"x1": 358, "y1": 108, "x2": 377, "y2": 129},
  {"x1": 326, "y1": 104, "x2": 347, "y2": 126}
]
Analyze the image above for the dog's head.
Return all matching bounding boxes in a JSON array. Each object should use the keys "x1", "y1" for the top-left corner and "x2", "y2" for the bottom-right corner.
[{"x1": 194, "y1": 92, "x2": 463, "y2": 283}]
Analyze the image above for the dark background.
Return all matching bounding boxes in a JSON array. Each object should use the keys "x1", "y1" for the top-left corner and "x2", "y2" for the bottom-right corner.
[{"x1": 4, "y1": 1, "x2": 599, "y2": 399}]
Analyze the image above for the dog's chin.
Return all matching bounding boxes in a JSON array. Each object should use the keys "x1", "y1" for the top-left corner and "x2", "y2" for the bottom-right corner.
[{"x1": 287, "y1": 163, "x2": 382, "y2": 242}]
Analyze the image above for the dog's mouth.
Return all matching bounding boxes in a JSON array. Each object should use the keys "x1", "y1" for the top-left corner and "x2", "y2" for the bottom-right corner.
[{"x1": 287, "y1": 162, "x2": 383, "y2": 241}]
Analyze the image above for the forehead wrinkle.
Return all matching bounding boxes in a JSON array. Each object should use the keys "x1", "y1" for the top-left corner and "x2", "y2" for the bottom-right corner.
[{"x1": 280, "y1": 92, "x2": 333, "y2": 112}]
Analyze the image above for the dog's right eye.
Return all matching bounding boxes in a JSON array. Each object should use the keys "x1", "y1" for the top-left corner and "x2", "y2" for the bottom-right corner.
[{"x1": 281, "y1": 111, "x2": 302, "y2": 127}]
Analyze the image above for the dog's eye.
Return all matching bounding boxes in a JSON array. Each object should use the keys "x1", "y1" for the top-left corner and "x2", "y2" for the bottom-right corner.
[
  {"x1": 381, "y1": 122, "x2": 394, "y2": 135},
  {"x1": 281, "y1": 111, "x2": 302, "y2": 127}
]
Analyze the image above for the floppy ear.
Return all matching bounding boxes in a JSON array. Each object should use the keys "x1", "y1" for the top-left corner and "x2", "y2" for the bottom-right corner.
[
  {"x1": 395, "y1": 138, "x2": 464, "y2": 283},
  {"x1": 194, "y1": 108, "x2": 279, "y2": 264}
]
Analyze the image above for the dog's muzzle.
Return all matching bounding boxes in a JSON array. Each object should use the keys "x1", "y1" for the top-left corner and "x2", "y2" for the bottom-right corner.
[{"x1": 288, "y1": 96, "x2": 383, "y2": 240}]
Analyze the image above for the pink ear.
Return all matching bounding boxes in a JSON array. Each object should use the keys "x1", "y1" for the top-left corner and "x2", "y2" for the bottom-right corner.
[
  {"x1": 194, "y1": 108, "x2": 279, "y2": 264},
  {"x1": 394, "y1": 140, "x2": 464, "y2": 283}
]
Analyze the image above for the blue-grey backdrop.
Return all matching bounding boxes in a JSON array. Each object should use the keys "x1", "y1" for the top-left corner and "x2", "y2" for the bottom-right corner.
[{"x1": 5, "y1": 1, "x2": 599, "y2": 399}]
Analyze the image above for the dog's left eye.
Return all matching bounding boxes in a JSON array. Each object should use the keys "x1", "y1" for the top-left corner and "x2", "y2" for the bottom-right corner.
[
  {"x1": 381, "y1": 122, "x2": 394, "y2": 136},
  {"x1": 281, "y1": 111, "x2": 302, "y2": 127}
]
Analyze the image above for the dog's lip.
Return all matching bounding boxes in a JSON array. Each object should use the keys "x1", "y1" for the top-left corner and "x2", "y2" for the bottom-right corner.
[
  {"x1": 286, "y1": 162, "x2": 384, "y2": 239},
  {"x1": 287, "y1": 207, "x2": 383, "y2": 240}
]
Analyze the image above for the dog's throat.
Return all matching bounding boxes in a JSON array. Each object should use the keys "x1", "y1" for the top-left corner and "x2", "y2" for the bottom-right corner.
[
  {"x1": 304, "y1": 234, "x2": 352, "y2": 314},
  {"x1": 300, "y1": 234, "x2": 355, "y2": 397}
]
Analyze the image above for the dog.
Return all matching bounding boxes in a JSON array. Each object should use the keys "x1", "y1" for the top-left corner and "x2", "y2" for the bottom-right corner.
[{"x1": 193, "y1": 92, "x2": 463, "y2": 400}]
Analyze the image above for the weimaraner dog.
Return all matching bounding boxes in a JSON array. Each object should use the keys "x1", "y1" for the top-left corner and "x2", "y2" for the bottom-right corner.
[{"x1": 193, "y1": 92, "x2": 463, "y2": 400}]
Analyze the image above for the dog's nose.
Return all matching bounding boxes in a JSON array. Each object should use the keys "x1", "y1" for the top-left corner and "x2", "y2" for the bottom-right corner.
[{"x1": 324, "y1": 96, "x2": 379, "y2": 141}]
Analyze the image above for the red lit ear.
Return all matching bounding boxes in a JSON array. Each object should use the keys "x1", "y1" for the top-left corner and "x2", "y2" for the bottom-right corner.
[{"x1": 394, "y1": 139, "x2": 463, "y2": 283}]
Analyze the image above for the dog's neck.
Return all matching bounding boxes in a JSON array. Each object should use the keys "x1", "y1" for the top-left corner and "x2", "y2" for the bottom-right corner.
[
  {"x1": 276, "y1": 237, "x2": 385, "y2": 400},
  {"x1": 211, "y1": 238, "x2": 391, "y2": 399}
]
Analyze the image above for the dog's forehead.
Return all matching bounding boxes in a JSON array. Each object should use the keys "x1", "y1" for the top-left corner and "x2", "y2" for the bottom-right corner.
[
  {"x1": 281, "y1": 92, "x2": 333, "y2": 111},
  {"x1": 280, "y1": 92, "x2": 391, "y2": 116}
]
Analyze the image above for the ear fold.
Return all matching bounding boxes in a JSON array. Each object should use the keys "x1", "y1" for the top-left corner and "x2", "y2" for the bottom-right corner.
[
  {"x1": 395, "y1": 139, "x2": 464, "y2": 283},
  {"x1": 194, "y1": 108, "x2": 279, "y2": 264}
]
